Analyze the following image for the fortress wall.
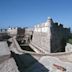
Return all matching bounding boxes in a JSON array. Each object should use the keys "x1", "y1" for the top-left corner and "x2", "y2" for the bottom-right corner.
[
  {"x1": 7, "y1": 27, "x2": 17, "y2": 36},
  {"x1": 51, "y1": 23, "x2": 70, "y2": 52},
  {"x1": 0, "y1": 29, "x2": 7, "y2": 33},
  {"x1": 25, "y1": 28, "x2": 33, "y2": 36},
  {"x1": 32, "y1": 23, "x2": 51, "y2": 53}
]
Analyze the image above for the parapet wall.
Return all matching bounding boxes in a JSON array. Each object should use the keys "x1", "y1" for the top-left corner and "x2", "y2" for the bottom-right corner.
[{"x1": 7, "y1": 27, "x2": 17, "y2": 36}]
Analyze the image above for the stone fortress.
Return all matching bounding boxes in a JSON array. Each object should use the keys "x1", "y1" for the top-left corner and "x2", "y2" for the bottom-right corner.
[
  {"x1": 31, "y1": 17, "x2": 70, "y2": 53},
  {"x1": 0, "y1": 17, "x2": 72, "y2": 72}
]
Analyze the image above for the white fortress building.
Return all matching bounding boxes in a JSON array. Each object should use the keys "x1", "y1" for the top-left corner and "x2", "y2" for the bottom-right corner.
[{"x1": 31, "y1": 17, "x2": 70, "y2": 53}]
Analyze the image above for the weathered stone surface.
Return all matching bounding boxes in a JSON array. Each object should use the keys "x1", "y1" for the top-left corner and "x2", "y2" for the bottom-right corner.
[
  {"x1": 0, "y1": 41, "x2": 19, "y2": 72},
  {"x1": 24, "y1": 56, "x2": 72, "y2": 72},
  {"x1": 0, "y1": 58, "x2": 19, "y2": 72},
  {"x1": 65, "y1": 43, "x2": 72, "y2": 52},
  {"x1": 0, "y1": 41, "x2": 10, "y2": 56},
  {"x1": 39, "y1": 56, "x2": 72, "y2": 72}
]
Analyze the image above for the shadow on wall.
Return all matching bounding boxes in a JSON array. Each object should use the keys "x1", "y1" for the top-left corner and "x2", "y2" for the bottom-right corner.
[
  {"x1": 11, "y1": 51, "x2": 49, "y2": 72},
  {"x1": 60, "y1": 38, "x2": 67, "y2": 52},
  {"x1": 0, "y1": 33, "x2": 11, "y2": 41}
]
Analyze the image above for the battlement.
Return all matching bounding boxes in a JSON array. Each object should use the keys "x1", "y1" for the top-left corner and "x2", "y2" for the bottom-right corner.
[
  {"x1": 34, "y1": 18, "x2": 70, "y2": 33},
  {"x1": 7, "y1": 27, "x2": 17, "y2": 36}
]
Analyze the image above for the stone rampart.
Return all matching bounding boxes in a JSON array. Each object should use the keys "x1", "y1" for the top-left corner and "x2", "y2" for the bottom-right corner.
[{"x1": 11, "y1": 38, "x2": 72, "y2": 62}]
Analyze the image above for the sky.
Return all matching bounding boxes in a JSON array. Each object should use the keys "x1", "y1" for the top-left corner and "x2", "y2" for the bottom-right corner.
[{"x1": 0, "y1": 0, "x2": 72, "y2": 30}]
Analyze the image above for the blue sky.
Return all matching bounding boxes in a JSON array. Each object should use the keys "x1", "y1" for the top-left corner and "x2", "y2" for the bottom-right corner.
[{"x1": 0, "y1": 0, "x2": 72, "y2": 30}]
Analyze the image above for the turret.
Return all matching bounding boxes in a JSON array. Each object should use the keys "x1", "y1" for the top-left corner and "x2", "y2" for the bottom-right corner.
[
  {"x1": 47, "y1": 17, "x2": 53, "y2": 24},
  {"x1": 45, "y1": 17, "x2": 53, "y2": 27}
]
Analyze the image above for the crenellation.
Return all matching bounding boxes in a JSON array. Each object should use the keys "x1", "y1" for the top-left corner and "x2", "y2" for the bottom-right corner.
[{"x1": 7, "y1": 27, "x2": 17, "y2": 36}]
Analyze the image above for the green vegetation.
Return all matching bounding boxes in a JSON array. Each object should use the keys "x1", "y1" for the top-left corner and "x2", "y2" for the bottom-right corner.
[
  {"x1": 68, "y1": 33, "x2": 72, "y2": 44},
  {"x1": 68, "y1": 39, "x2": 72, "y2": 44}
]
